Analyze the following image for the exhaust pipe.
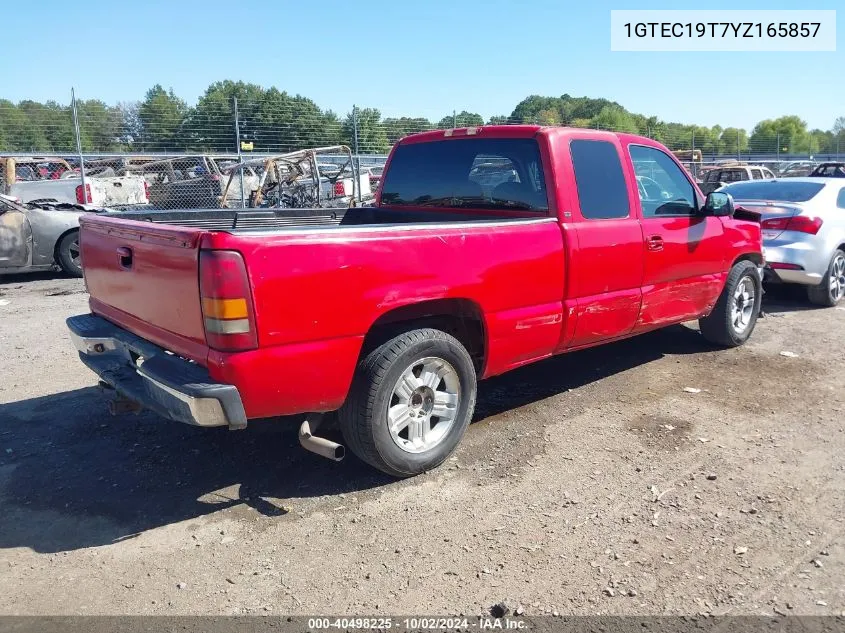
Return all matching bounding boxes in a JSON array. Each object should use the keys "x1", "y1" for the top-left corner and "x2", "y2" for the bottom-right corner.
[{"x1": 298, "y1": 415, "x2": 345, "y2": 462}]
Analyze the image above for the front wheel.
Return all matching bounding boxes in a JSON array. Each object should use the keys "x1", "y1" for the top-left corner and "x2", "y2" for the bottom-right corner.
[
  {"x1": 339, "y1": 328, "x2": 477, "y2": 478},
  {"x1": 699, "y1": 260, "x2": 761, "y2": 347},
  {"x1": 56, "y1": 231, "x2": 82, "y2": 277},
  {"x1": 807, "y1": 249, "x2": 845, "y2": 307}
]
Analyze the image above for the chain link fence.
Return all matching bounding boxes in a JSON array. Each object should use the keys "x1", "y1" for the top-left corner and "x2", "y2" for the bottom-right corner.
[{"x1": 1, "y1": 94, "x2": 842, "y2": 210}]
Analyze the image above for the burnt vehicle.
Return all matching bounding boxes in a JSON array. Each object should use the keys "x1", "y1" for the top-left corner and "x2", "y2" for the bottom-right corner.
[
  {"x1": 0, "y1": 195, "x2": 107, "y2": 277},
  {"x1": 808, "y1": 162, "x2": 845, "y2": 178},
  {"x1": 220, "y1": 146, "x2": 371, "y2": 209},
  {"x1": 129, "y1": 155, "x2": 259, "y2": 209}
]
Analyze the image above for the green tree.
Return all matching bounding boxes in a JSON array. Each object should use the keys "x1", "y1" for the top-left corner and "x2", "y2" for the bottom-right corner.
[
  {"x1": 381, "y1": 117, "x2": 432, "y2": 144},
  {"x1": 592, "y1": 106, "x2": 638, "y2": 133},
  {"x1": 138, "y1": 85, "x2": 187, "y2": 151},
  {"x1": 750, "y1": 116, "x2": 817, "y2": 154},
  {"x1": 187, "y1": 81, "x2": 263, "y2": 151},
  {"x1": 810, "y1": 129, "x2": 835, "y2": 154},
  {"x1": 436, "y1": 111, "x2": 484, "y2": 128},
  {"x1": 343, "y1": 107, "x2": 390, "y2": 153},
  {"x1": 720, "y1": 127, "x2": 749, "y2": 156},
  {"x1": 76, "y1": 99, "x2": 124, "y2": 151},
  {"x1": 537, "y1": 109, "x2": 560, "y2": 125}
]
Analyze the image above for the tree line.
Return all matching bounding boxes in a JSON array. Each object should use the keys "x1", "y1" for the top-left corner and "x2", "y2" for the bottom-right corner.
[{"x1": 0, "y1": 82, "x2": 843, "y2": 156}]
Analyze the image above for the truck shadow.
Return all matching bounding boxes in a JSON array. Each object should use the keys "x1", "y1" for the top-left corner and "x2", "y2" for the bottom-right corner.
[
  {"x1": 0, "y1": 270, "x2": 67, "y2": 285},
  {"x1": 0, "y1": 324, "x2": 714, "y2": 553},
  {"x1": 760, "y1": 284, "x2": 826, "y2": 315}
]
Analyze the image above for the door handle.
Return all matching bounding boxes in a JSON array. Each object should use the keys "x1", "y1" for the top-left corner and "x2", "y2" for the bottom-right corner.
[
  {"x1": 116, "y1": 246, "x2": 133, "y2": 269},
  {"x1": 647, "y1": 235, "x2": 664, "y2": 252}
]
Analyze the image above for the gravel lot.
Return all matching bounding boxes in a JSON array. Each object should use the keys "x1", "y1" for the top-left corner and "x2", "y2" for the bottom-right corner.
[{"x1": 1, "y1": 273, "x2": 844, "y2": 617}]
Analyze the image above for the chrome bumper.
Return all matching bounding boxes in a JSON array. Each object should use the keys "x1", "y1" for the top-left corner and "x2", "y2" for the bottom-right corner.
[{"x1": 67, "y1": 314, "x2": 247, "y2": 430}]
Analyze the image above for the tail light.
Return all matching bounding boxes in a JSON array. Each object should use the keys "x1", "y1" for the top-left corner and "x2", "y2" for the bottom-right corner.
[
  {"x1": 199, "y1": 250, "x2": 258, "y2": 352},
  {"x1": 761, "y1": 216, "x2": 823, "y2": 235},
  {"x1": 333, "y1": 181, "x2": 345, "y2": 196},
  {"x1": 143, "y1": 180, "x2": 150, "y2": 201},
  {"x1": 75, "y1": 183, "x2": 92, "y2": 204}
]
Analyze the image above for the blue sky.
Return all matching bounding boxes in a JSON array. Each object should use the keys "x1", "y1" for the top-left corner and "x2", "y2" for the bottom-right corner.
[{"x1": 3, "y1": 0, "x2": 841, "y2": 131}]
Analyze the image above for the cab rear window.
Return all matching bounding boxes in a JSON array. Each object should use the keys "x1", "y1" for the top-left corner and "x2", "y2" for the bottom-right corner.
[{"x1": 380, "y1": 138, "x2": 548, "y2": 212}]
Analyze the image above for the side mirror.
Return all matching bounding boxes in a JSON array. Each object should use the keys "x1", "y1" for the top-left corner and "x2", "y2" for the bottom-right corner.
[{"x1": 702, "y1": 191, "x2": 734, "y2": 217}]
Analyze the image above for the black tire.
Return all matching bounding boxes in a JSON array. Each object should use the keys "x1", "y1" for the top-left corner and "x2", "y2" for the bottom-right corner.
[
  {"x1": 807, "y1": 249, "x2": 845, "y2": 307},
  {"x1": 56, "y1": 231, "x2": 82, "y2": 277},
  {"x1": 339, "y1": 328, "x2": 477, "y2": 478},
  {"x1": 699, "y1": 260, "x2": 762, "y2": 347}
]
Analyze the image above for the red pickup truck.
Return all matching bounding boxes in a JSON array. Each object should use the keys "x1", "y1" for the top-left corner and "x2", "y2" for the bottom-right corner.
[{"x1": 67, "y1": 126, "x2": 763, "y2": 477}]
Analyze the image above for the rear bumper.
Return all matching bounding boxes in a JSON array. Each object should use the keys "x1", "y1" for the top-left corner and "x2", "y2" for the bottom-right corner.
[
  {"x1": 762, "y1": 235, "x2": 827, "y2": 286},
  {"x1": 67, "y1": 314, "x2": 247, "y2": 429}
]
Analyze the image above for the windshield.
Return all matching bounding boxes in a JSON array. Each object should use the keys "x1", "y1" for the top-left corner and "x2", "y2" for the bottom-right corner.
[
  {"x1": 721, "y1": 180, "x2": 825, "y2": 202},
  {"x1": 380, "y1": 138, "x2": 548, "y2": 211}
]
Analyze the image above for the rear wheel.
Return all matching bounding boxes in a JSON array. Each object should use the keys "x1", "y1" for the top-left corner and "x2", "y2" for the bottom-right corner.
[
  {"x1": 807, "y1": 249, "x2": 845, "y2": 307},
  {"x1": 699, "y1": 260, "x2": 761, "y2": 347},
  {"x1": 339, "y1": 328, "x2": 477, "y2": 478},
  {"x1": 56, "y1": 231, "x2": 82, "y2": 277}
]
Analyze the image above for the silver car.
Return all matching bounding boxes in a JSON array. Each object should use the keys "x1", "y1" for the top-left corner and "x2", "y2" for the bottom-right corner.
[
  {"x1": 0, "y1": 195, "x2": 94, "y2": 277},
  {"x1": 720, "y1": 178, "x2": 845, "y2": 306}
]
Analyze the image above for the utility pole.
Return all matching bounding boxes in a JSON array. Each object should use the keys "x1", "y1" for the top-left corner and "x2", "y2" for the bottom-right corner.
[
  {"x1": 352, "y1": 105, "x2": 361, "y2": 203},
  {"x1": 234, "y1": 97, "x2": 246, "y2": 209},
  {"x1": 71, "y1": 88, "x2": 87, "y2": 203}
]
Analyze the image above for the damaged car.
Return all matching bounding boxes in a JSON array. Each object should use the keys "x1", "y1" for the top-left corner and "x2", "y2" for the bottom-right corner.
[{"x1": 0, "y1": 195, "x2": 106, "y2": 277}]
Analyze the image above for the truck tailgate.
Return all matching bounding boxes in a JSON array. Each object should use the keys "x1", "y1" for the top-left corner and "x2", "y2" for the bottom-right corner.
[{"x1": 79, "y1": 214, "x2": 209, "y2": 363}]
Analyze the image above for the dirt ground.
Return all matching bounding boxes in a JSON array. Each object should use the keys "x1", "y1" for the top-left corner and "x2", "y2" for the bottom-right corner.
[{"x1": 1, "y1": 272, "x2": 843, "y2": 617}]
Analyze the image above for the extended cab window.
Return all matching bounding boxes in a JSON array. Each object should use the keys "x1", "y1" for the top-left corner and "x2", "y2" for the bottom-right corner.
[
  {"x1": 629, "y1": 145, "x2": 696, "y2": 217},
  {"x1": 380, "y1": 138, "x2": 548, "y2": 211},
  {"x1": 838, "y1": 188, "x2": 845, "y2": 209},
  {"x1": 569, "y1": 139, "x2": 629, "y2": 219}
]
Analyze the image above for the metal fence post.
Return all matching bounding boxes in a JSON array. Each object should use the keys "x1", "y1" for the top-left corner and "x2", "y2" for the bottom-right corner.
[
  {"x1": 71, "y1": 88, "x2": 87, "y2": 202},
  {"x1": 737, "y1": 130, "x2": 741, "y2": 162},
  {"x1": 452, "y1": 110, "x2": 457, "y2": 128},
  {"x1": 352, "y1": 105, "x2": 361, "y2": 203},
  {"x1": 233, "y1": 97, "x2": 245, "y2": 209},
  {"x1": 776, "y1": 132, "x2": 780, "y2": 162}
]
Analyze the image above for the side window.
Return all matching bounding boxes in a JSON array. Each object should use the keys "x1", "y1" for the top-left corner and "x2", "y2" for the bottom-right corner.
[
  {"x1": 569, "y1": 139, "x2": 629, "y2": 220},
  {"x1": 751, "y1": 169, "x2": 763, "y2": 180},
  {"x1": 628, "y1": 145, "x2": 696, "y2": 217},
  {"x1": 763, "y1": 169, "x2": 775, "y2": 179},
  {"x1": 837, "y1": 188, "x2": 845, "y2": 210}
]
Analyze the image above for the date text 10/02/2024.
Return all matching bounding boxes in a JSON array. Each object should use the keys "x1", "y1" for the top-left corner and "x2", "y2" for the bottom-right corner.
[{"x1": 306, "y1": 617, "x2": 527, "y2": 630}]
